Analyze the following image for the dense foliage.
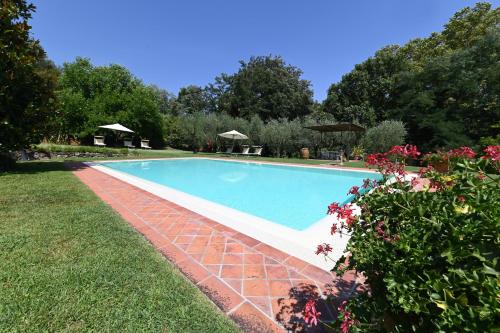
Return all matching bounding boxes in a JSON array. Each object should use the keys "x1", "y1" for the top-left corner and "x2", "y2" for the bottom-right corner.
[
  {"x1": 3, "y1": 2, "x2": 499, "y2": 157},
  {"x1": 207, "y1": 56, "x2": 314, "y2": 120},
  {"x1": 0, "y1": 0, "x2": 56, "y2": 152},
  {"x1": 164, "y1": 112, "x2": 352, "y2": 158},
  {"x1": 311, "y1": 145, "x2": 500, "y2": 332},
  {"x1": 323, "y1": 3, "x2": 500, "y2": 151},
  {"x1": 361, "y1": 121, "x2": 406, "y2": 154},
  {"x1": 55, "y1": 58, "x2": 165, "y2": 148}
]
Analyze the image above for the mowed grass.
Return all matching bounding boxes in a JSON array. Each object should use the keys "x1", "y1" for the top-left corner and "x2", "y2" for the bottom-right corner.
[{"x1": 0, "y1": 162, "x2": 240, "y2": 333}]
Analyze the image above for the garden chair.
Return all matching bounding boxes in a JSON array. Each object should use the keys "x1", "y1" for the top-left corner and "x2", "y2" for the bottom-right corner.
[
  {"x1": 93, "y1": 136, "x2": 106, "y2": 147},
  {"x1": 217, "y1": 147, "x2": 233, "y2": 154},
  {"x1": 140, "y1": 139, "x2": 151, "y2": 149},
  {"x1": 123, "y1": 138, "x2": 135, "y2": 148},
  {"x1": 249, "y1": 146, "x2": 262, "y2": 156},
  {"x1": 238, "y1": 145, "x2": 251, "y2": 156}
]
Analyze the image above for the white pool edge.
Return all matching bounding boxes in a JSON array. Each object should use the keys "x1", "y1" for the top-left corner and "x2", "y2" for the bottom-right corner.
[{"x1": 86, "y1": 159, "x2": 367, "y2": 271}]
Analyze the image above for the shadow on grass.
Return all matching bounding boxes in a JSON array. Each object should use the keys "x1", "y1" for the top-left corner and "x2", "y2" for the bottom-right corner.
[{"x1": 0, "y1": 160, "x2": 88, "y2": 176}]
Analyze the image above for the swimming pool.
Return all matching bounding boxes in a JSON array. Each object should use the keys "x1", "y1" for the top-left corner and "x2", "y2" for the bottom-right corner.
[{"x1": 99, "y1": 158, "x2": 381, "y2": 230}]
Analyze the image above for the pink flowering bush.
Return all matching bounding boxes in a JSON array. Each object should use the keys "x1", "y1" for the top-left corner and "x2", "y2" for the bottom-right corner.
[{"x1": 307, "y1": 145, "x2": 499, "y2": 332}]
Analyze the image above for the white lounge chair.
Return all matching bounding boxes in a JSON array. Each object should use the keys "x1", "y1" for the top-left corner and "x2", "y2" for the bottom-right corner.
[
  {"x1": 249, "y1": 146, "x2": 262, "y2": 156},
  {"x1": 217, "y1": 147, "x2": 233, "y2": 154},
  {"x1": 140, "y1": 139, "x2": 151, "y2": 149},
  {"x1": 94, "y1": 136, "x2": 106, "y2": 147},
  {"x1": 238, "y1": 146, "x2": 251, "y2": 156},
  {"x1": 123, "y1": 139, "x2": 135, "y2": 148}
]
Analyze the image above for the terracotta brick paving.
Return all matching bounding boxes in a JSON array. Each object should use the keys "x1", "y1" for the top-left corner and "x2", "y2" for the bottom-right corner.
[{"x1": 69, "y1": 163, "x2": 363, "y2": 332}]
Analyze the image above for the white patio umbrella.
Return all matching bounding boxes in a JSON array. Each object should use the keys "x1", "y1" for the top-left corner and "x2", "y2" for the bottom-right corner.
[
  {"x1": 218, "y1": 130, "x2": 248, "y2": 150},
  {"x1": 98, "y1": 123, "x2": 134, "y2": 133}
]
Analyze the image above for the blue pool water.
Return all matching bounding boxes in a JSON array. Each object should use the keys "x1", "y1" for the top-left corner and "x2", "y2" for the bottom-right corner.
[{"x1": 100, "y1": 159, "x2": 381, "y2": 230}]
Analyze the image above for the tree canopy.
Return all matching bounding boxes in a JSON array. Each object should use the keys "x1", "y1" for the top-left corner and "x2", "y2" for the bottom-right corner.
[
  {"x1": 323, "y1": 2, "x2": 500, "y2": 151},
  {"x1": 56, "y1": 57, "x2": 165, "y2": 147},
  {"x1": 0, "y1": 0, "x2": 56, "y2": 152},
  {"x1": 173, "y1": 56, "x2": 314, "y2": 121}
]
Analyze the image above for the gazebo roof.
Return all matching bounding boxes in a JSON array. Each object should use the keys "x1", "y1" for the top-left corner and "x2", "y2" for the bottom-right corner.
[{"x1": 304, "y1": 123, "x2": 365, "y2": 133}]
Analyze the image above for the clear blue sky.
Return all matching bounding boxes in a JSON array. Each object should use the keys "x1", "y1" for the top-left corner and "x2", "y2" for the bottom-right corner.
[{"x1": 31, "y1": 0, "x2": 499, "y2": 101}]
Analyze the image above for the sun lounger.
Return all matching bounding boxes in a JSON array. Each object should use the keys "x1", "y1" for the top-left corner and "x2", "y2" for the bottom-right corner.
[
  {"x1": 248, "y1": 146, "x2": 262, "y2": 156},
  {"x1": 123, "y1": 139, "x2": 135, "y2": 148},
  {"x1": 237, "y1": 146, "x2": 251, "y2": 156},
  {"x1": 140, "y1": 139, "x2": 151, "y2": 149},
  {"x1": 94, "y1": 136, "x2": 106, "y2": 147},
  {"x1": 216, "y1": 147, "x2": 233, "y2": 154}
]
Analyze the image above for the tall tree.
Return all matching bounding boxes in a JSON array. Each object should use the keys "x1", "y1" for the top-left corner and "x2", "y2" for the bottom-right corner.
[
  {"x1": 57, "y1": 57, "x2": 166, "y2": 148},
  {"x1": 209, "y1": 56, "x2": 314, "y2": 121},
  {"x1": 0, "y1": 0, "x2": 56, "y2": 152},
  {"x1": 393, "y1": 29, "x2": 500, "y2": 151},
  {"x1": 323, "y1": 2, "x2": 500, "y2": 150},
  {"x1": 175, "y1": 85, "x2": 209, "y2": 115}
]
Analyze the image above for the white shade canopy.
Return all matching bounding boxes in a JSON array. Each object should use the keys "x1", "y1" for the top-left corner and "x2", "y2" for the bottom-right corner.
[
  {"x1": 218, "y1": 130, "x2": 248, "y2": 140},
  {"x1": 98, "y1": 123, "x2": 134, "y2": 133}
]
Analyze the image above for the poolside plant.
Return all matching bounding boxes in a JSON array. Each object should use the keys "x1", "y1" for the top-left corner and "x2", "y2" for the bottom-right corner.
[{"x1": 307, "y1": 145, "x2": 500, "y2": 332}]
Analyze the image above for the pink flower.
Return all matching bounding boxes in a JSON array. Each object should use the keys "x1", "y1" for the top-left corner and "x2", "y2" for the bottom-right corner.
[
  {"x1": 449, "y1": 146, "x2": 476, "y2": 159},
  {"x1": 389, "y1": 144, "x2": 421, "y2": 159},
  {"x1": 338, "y1": 300, "x2": 355, "y2": 333},
  {"x1": 331, "y1": 223, "x2": 338, "y2": 235},
  {"x1": 315, "y1": 243, "x2": 333, "y2": 256},
  {"x1": 327, "y1": 202, "x2": 341, "y2": 215},
  {"x1": 347, "y1": 186, "x2": 360, "y2": 196},
  {"x1": 457, "y1": 195, "x2": 466, "y2": 203},
  {"x1": 303, "y1": 299, "x2": 321, "y2": 326},
  {"x1": 483, "y1": 145, "x2": 500, "y2": 161}
]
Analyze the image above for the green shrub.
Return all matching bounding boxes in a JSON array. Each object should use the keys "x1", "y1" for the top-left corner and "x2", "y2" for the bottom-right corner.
[
  {"x1": 320, "y1": 146, "x2": 499, "y2": 332},
  {"x1": 35, "y1": 144, "x2": 128, "y2": 155},
  {"x1": 362, "y1": 121, "x2": 407, "y2": 153}
]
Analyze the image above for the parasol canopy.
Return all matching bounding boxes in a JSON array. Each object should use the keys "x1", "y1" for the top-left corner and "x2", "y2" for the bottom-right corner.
[
  {"x1": 98, "y1": 123, "x2": 134, "y2": 133},
  {"x1": 218, "y1": 130, "x2": 248, "y2": 140}
]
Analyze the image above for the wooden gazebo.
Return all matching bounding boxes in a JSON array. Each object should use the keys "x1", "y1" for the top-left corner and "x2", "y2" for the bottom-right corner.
[{"x1": 304, "y1": 122, "x2": 365, "y2": 164}]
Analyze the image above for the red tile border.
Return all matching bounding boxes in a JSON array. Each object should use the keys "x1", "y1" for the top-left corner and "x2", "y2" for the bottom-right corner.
[{"x1": 68, "y1": 162, "x2": 362, "y2": 332}]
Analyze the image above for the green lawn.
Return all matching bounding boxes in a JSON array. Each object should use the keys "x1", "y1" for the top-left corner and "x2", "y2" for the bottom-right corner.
[{"x1": 0, "y1": 162, "x2": 240, "y2": 332}]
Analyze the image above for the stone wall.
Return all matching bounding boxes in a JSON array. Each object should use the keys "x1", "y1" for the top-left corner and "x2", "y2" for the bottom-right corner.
[{"x1": 13, "y1": 150, "x2": 125, "y2": 161}]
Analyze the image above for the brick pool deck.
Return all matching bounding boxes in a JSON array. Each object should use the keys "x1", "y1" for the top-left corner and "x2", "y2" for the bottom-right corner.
[{"x1": 70, "y1": 163, "x2": 364, "y2": 332}]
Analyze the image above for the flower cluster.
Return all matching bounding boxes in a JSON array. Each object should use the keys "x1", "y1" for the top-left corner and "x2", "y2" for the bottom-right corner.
[
  {"x1": 388, "y1": 144, "x2": 421, "y2": 159},
  {"x1": 448, "y1": 146, "x2": 476, "y2": 159},
  {"x1": 365, "y1": 146, "x2": 420, "y2": 179},
  {"x1": 347, "y1": 185, "x2": 360, "y2": 196},
  {"x1": 303, "y1": 299, "x2": 321, "y2": 326},
  {"x1": 315, "y1": 243, "x2": 333, "y2": 256},
  {"x1": 483, "y1": 145, "x2": 500, "y2": 161},
  {"x1": 338, "y1": 301, "x2": 355, "y2": 333}
]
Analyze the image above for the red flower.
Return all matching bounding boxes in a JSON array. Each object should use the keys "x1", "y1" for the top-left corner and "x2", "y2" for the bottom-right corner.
[
  {"x1": 338, "y1": 300, "x2": 355, "y2": 333},
  {"x1": 483, "y1": 145, "x2": 500, "y2": 161},
  {"x1": 365, "y1": 153, "x2": 389, "y2": 167},
  {"x1": 418, "y1": 165, "x2": 433, "y2": 177},
  {"x1": 303, "y1": 299, "x2": 321, "y2": 326},
  {"x1": 449, "y1": 146, "x2": 476, "y2": 159},
  {"x1": 331, "y1": 223, "x2": 338, "y2": 235},
  {"x1": 347, "y1": 186, "x2": 360, "y2": 196},
  {"x1": 457, "y1": 195, "x2": 466, "y2": 203},
  {"x1": 404, "y1": 144, "x2": 421, "y2": 159},
  {"x1": 315, "y1": 243, "x2": 333, "y2": 255},
  {"x1": 327, "y1": 202, "x2": 341, "y2": 215},
  {"x1": 389, "y1": 144, "x2": 421, "y2": 159}
]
